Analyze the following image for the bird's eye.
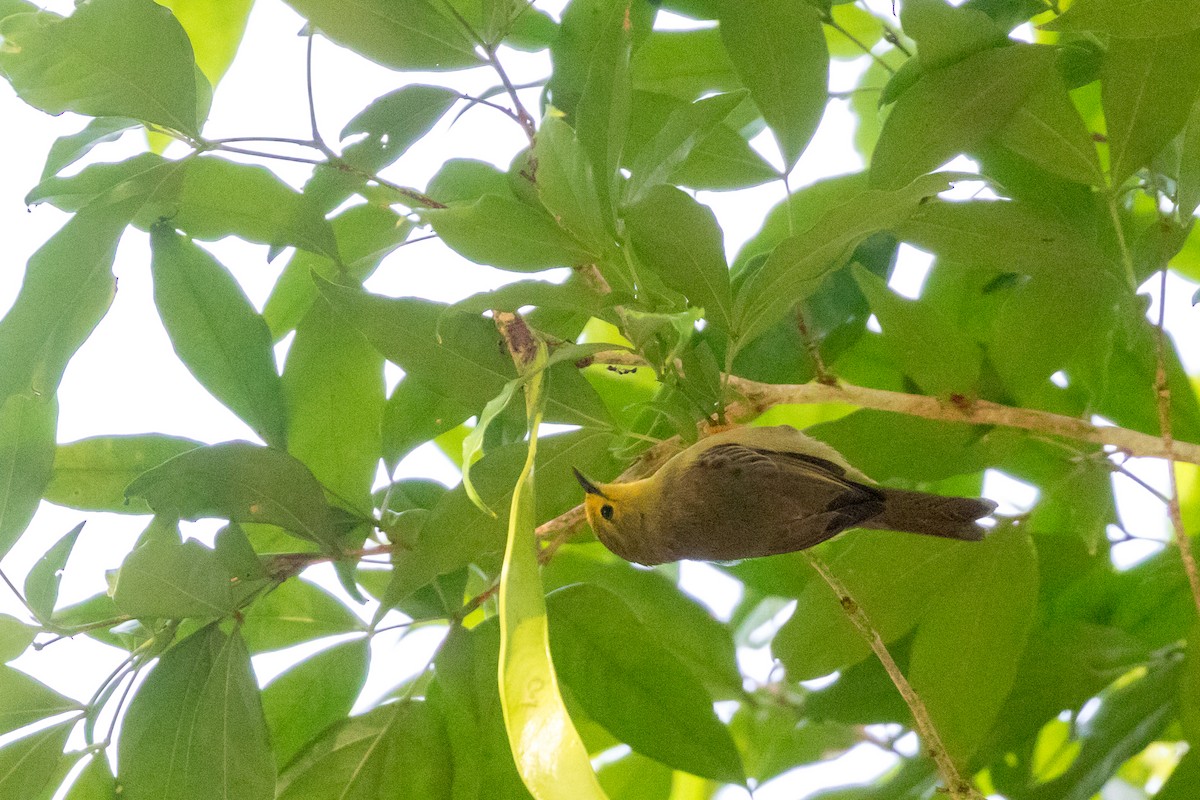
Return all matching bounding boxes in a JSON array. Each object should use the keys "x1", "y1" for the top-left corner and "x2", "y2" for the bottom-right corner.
[{"x1": 600, "y1": 504, "x2": 614, "y2": 520}]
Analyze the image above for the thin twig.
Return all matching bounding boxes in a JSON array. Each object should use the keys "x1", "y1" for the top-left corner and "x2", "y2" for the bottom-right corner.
[
  {"x1": 484, "y1": 46, "x2": 537, "y2": 140},
  {"x1": 803, "y1": 552, "x2": 983, "y2": 800},
  {"x1": 305, "y1": 30, "x2": 333, "y2": 157},
  {"x1": 826, "y1": 15, "x2": 896, "y2": 74},
  {"x1": 207, "y1": 135, "x2": 322, "y2": 148},
  {"x1": 210, "y1": 143, "x2": 326, "y2": 166},
  {"x1": 1152, "y1": 267, "x2": 1200, "y2": 615}
]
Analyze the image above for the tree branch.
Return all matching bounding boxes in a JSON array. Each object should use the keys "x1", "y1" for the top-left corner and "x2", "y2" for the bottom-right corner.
[{"x1": 803, "y1": 552, "x2": 984, "y2": 800}]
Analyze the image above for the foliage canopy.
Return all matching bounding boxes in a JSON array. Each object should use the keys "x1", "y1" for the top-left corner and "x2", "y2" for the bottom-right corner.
[{"x1": 2, "y1": 0, "x2": 1200, "y2": 798}]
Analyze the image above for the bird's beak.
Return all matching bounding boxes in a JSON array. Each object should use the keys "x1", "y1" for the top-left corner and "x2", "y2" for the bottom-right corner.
[{"x1": 573, "y1": 467, "x2": 606, "y2": 497}]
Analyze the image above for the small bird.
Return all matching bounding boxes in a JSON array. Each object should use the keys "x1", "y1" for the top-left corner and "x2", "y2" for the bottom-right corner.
[{"x1": 575, "y1": 425, "x2": 997, "y2": 565}]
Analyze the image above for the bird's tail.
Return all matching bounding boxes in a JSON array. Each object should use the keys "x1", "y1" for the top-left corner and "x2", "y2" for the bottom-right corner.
[{"x1": 860, "y1": 487, "x2": 997, "y2": 541}]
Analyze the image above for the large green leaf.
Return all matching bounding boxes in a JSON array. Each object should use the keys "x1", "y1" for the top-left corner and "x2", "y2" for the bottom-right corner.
[
  {"x1": 0, "y1": 393, "x2": 56, "y2": 560},
  {"x1": 0, "y1": 201, "x2": 127, "y2": 404},
  {"x1": 0, "y1": 665, "x2": 81, "y2": 737},
  {"x1": 124, "y1": 442, "x2": 344, "y2": 548},
  {"x1": 631, "y1": 28, "x2": 738, "y2": 100},
  {"x1": 112, "y1": 527, "x2": 240, "y2": 619},
  {"x1": 624, "y1": 186, "x2": 732, "y2": 332},
  {"x1": 548, "y1": 583, "x2": 745, "y2": 783},
  {"x1": 239, "y1": 577, "x2": 364, "y2": 653},
  {"x1": 261, "y1": 638, "x2": 370, "y2": 770},
  {"x1": 0, "y1": 719, "x2": 75, "y2": 799},
  {"x1": 40, "y1": 116, "x2": 139, "y2": 180},
  {"x1": 282, "y1": 297, "x2": 383, "y2": 513},
  {"x1": 280, "y1": 0, "x2": 482, "y2": 70},
  {"x1": 533, "y1": 117, "x2": 612, "y2": 257},
  {"x1": 718, "y1": 0, "x2": 828, "y2": 171},
  {"x1": 158, "y1": 0, "x2": 253, "y2": 88},
  {"x1": 426, "y1": 194, "x2": 596, "y2": 270},
  {"x1": 23, "y1": 521, "x2": 84, "y2": 623},
  {"x1": 871, "y1": 44, "x2": 1053, "y2": 189},
  {"x1": 908, "y1": 528, "x2": 1038, "y2": 765},
  {"x1": 996, "y1": 71, "x2": 1103, "y2": 186},
  {"x1": 150, "y1": 227, "x2": 287, "y2": 447},
  {"x1": 0, "y1": 0, "x2": 201, "y2": 134},
  {"x1": 852, "y1": 265, "x2": 981, "y2": 397},
  {"x1": 118, "y1": 625, "x2": 274, "y2": 800},
  {"x1": 733, "y1": 172, "x2": 956, "y2": 346},
  {"x1": 1042, "y1": 0, "x2": 1200, "y2": 38},
  {"x1": 44, "y1": 434, "x2": 202, "y2": 514},
  {"x1": 1101, "y1": 29, "x2": 1200, "y2": 186},
  {"x1": 276, "y1": 700, "x2": 453, "y2": 799}
]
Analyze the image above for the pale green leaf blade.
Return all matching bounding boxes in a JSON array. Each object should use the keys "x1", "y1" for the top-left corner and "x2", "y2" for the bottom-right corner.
[
  {"x1": 23, "y1": 521, "x2": 84, "y2": 622},
  {"x1": 282, "y1": 297, "x2": 384, "y2": 512},
  {"x1": 40, "y1": 116, "x2": 139, "y2": 180},
  {"x1": 44, "y1": 434, "x2": 202, "y2": 514},
  {"x1": 0, "y1": 394, "x2": 56, "y2": 560},
  {"x1": 0, "y1": 0, "x2": 200, "y2": 133},
  {"x1": 158, "y1": 0, "x2": 253, "y2": 88},
  {"x1": 150, "y1": 227, "x2": 288, "y2": 448},
  {"x1": 0, "y1": 720, "x2": 74, "y2": 799},
  {"x1": 718, "y1": 0, "x2": 828, "y2": 171},
  {"x1": 118, "y1": 625, "x2": 275, "y2": 800},
  {"x1": 0, "y1": 666, "x2": 81, "y2": 737},
  {"x1": 1042, "y1": 0, "x2": 1200, "y2": 38},
  {"x1": 112, "y1": 534, "x2": 236, "y2": 619},
  {"x1": 124, "y1": 442, "x2": 343, "y2": 547},
  {"x1": 624, "y1": 185, "x2": 732, "y2": 332},
  {"x1": 909, "y1": 528, "x2": 1039, "y2": 765},
  {"x1": 280, "y1": 0, "x2": 482, "y2": 70},
  {"x1": 426, "y1": 194, "x2": 596, "y2": 271},
  {"x1": 1102, "y1": 30, "x2": 1200, "y2": 186}
]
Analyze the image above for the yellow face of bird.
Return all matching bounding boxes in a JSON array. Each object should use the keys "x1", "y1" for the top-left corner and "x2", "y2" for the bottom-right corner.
[{"x1": 573, "y1": 468, "x2": 648, "y2": 561}]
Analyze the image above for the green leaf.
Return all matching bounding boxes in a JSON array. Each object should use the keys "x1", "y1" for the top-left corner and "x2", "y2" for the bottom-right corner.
[
  {"x1": 996, "y1": 71, "x2": 1103, "y2": 186},
  {"x1": 851, "y1": 265, "x2": 981, "y2": 396},
  {"x1": 1183, "y1": 621, "x2": 1200, "y2": 745},
  {"x1": 1041, "y1": 0, "x2": 1200, "y2": 37},
  {"x1": 261, "y1": 638, "x2": 370, "y2": 769},
  {"x1": 25, "y1": 152, "x2": 174, "y2": 212},
  {"x1": 0, "y1": 201, "x2": 127, "y2": 403},
  {"x1": 426, "y1": 194, "x2": 596, "y2": 271},
  {"x1": 909, "y1": 528, "x2": 1038, "y2": 765},
  {"x1": 280, "y1": 0, "x2": 482, "y2": 71},
  {"x1": 534, "y1": 116, "x2": 612, "y2": 256},
  {"x1": 276, "y1": 700, "x2": 453, "y2": 799},
  {"x1": 1177, "y1": 94, "x2": 1200, "y2": 218},
  {"x1": 40, "y1": 117, "x2": 139, "y2": 180},
  {"x1": 0, "y1": 615, "x2": 35, "y2": 661},
  {"x1": 118, "y1": 624, "x2": 275, "y2": 800},
  {"x1": 44, "y1": 434, "x2": 202, "y2": 514},
  {"x1": 157, "y1": 0, "x2": 253, "y2": 88},
  {"x1": 597, "y1": 752, "x2": 673, "y2": 800},
  {"x1": 893, "y1": 198, "x2": 1113, "y2": 277},
  {"x1": 733, "y1": 172, "x2": 958, "y2": 346},
  {"x1": 341, "y1": 85, "x2": 460, "y2": 167},
  {"x1": 283, "y1": 296, "x2": 383, "y2": 512},
  {"x1": 718, "y1": 0, "x2": 828, "y2": 171},
  {"x1": 63, "y1": 753, "x2": 117, "y2": 800},
  {"x1": 1159, "y1": 748, "x2": 1200, "y2": 800},
  {"x1": 112, "y1": 525, "x2": 238, "y2": 619},
  {"x1": 150, "y1": 227, "x2": 287, "y2": 447},
  {"x1": 901, "y1": 0, "x2": 1004, "y2": 70},
  {"x1": 23, "y1": 521, "x2": 84, "y2": 623},
  {"x1": 624, "y1": 90, "x2": 748, "y2": 203},
  {"x1": 548, "y1": 584, "x2": 745, "y2": 783},
  {"x1": 124, "y1": 442, "x2": 343, "y2": 548},
  {"x1": 0, "y1": 719, "x2": 74, "y2": 799},
  {"x1": 0, "y1": 393, "x2": 57, "y2": 560},
  {"x1": 381, "y1": 378, "x2": 472, "y2": 469},
  {"x1": 264, "y1": 204, "x2": 414, "y2": 340},
  {"x1": 671, "y1": 120, "x2": 780, "y2": 191},
  {"x1": 773, "y1": 533, "x2": 974, "y2": 680},
  {"x1": 542, "y1": 549, "x2": 742, "y2": 698},
  {"x1": 631, "y1": 28, "x2": 739, "y2": 99},
  {"x1": 0, "y1": 666, "x2": 81, "y2": 736},
  {"x1": 240, "y1": 578, "x2": 364, "y2": 653},
  {"x1": 870, "y1": 44, "x2": 1054, "y2": 189},
  {"x1": 0, "y1": 0, "x2": 200, "y2": 134},
  {"x1": 1102, "y1": 30, "x2": 1200, "y2": 186},
  {"x1": 494, "y1": 352, "x2": 608, "y2": 799},
  {"x1": 156, "y1": 156, "x2": 339, "y2": 259},
  {"x1": 625, "y1": 186, "x2": 733, "y2": 332}
]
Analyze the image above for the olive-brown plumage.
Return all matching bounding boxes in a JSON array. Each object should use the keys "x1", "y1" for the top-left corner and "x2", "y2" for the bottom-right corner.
[{"x1": 576, "y1": 426, "x2": 996, "y2": 566}]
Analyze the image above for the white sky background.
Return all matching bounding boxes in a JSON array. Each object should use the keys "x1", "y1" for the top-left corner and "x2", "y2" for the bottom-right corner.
[{"x1": 0, "y1": 1, "x2": 1197, "y2": 797}]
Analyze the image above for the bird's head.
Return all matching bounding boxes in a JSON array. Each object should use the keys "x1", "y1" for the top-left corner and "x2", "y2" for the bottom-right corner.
[{"x1": 572, "y1": 468, "x2": 651, "y2": 562}]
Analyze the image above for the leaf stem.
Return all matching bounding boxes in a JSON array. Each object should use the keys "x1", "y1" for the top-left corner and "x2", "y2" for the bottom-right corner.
[
  {"x1": 802, "y1": 551, "x2": 983, "y2": 800},
  {"x1": 1152, "y1": 266, "x2": 1200, "y2": 615},
  {"x1": 484, "y1": 46, "x2": 537, "y2": 141},
  {"x1": 826, "y1": 14, "x2": 896, "y2": 74},
  {"x1": 1106, "y1": 190, "x2": 1138, "y2": 290}
]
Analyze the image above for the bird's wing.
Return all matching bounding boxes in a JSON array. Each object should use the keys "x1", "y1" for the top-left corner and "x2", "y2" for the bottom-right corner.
[{"x1": 684, "y1": 443, "x2": 885, "y2": 556}]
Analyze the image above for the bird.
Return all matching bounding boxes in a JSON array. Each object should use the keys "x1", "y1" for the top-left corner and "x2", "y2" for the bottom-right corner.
[{"x1": 574, "y1": 425, "x2": 997, "y2": 565}]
